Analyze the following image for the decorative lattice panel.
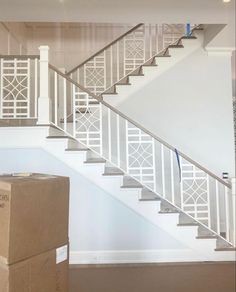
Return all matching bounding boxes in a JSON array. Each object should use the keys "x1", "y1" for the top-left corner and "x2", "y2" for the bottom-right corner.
[
  {"x1": 84, "y1": 52, "x2": 105, "y2": 96},
  {"x1": 180, "y1": 159, "x2": 210, "y2": 225},
  {"x1": 126, "y1": 122, "x2": 156, "y2": 190},
  {"x1": 73, "y1": 88, "x2": 102, "y2": 153},
  {"x1": 0, "y1": 58, "x2": 30, "y2": 118},
  {"x1": 161, "y1": 24, "x2": 185, "y2": 49},
  {"x1": 124, "y1": 26, "x2": 145, "y2": 75}
]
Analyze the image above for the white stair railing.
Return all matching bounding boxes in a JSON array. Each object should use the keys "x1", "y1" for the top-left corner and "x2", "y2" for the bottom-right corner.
[
  {"x1": 0, "y1": 45, "x2": 235, "y2": 248},
  {"x1": 48, "y1": 59, "x2": 235, "y2": 247},
  {"x1": 67, "y1": 24, "x2": 186, "y2": 96},
  {"x1": 0, "y1": 55, "x2": 39, "y2": 119}
]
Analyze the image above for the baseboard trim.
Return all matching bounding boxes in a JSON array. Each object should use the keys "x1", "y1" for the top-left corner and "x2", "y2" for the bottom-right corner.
[{"x1": 69, "y1": 249, "x2": 206, "y2": 264}]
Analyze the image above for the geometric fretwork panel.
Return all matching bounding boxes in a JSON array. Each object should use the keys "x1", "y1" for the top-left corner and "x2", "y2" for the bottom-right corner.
[
  {"x1": 126, "y1": 122, "x2": 156, "y2": 190},
  {"x1": 161, "y1": 24, "x2": 185, "y2": 50},
  {"x1": 0, "y1": 58, "x2": 30, "y2": 118},
  {"x1": 73, "y1": 87, "x2": 102, "y2": 154},
  {"x1": 180, "y1": 159, "x2": 210, "y2": 226},
  {"x1": 84, "y1": 52, "x2": 105, "y2": 96},
  {"x1": 124, "y1": 26, "x2": 145, "y2": 75}
]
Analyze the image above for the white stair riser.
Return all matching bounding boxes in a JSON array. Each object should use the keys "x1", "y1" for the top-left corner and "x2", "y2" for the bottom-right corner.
[{"x1": 45, "y1": 139, "x2": 69, "y2": 153}]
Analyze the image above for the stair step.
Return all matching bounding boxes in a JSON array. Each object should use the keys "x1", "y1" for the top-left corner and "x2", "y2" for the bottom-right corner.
[
  {"x1": 129, "y1": 73, "x2": 145, "y2": 77},
  {"x1": 215, "y1": 247, "x2": 236, "y2": 251},
  {"x1": 196, "y1": 235, "x2": 218, "y2": 239},
  {"x1": 181, "y1": 36, "x2": 197, "y2": 39},
  {"x1": 159, "y1": 210, "x2": 180, "y2": 214},
  {"x1": 141, "y1": 188, "x2": 160, "y2": 201},
  {"x1": 168, "y1": 44, "x2": 184, "y2": 48},
  {"x1": 179, "y1": 213, "x2": 198, "y2": 225},
  {"x1": 160, "y1": 201, "x2": 179, "y2": 213},
  {"x1": 65, "y1": 147, "x2": 88, "y2": 152},
  {"x1": 103, "y1": 172, "x2": 124, "y2": 176},
  {"x1": 122, "y1": 176, "x2": 143, "y2": 189},
  {"x1": 156, "y1": 54, "x2": 171, "y2": 58},
  {"x1": 47, "y1": 135, "x2": 70, "y2": 139},
  {"x1": 84, "y1": 158, "x2": 106, "y2": 164},
  {"x1": 102, "y1": 92, "x2": 118, "y2": 95},
  {"x1": 177, "y1": 223, "x2": 199, "y2": 226},
  {"x1": 103, "y1": 167, "x2": 124, "y2": 176},
  {"x1": 197, "y1": 225, "x2": 215, "y2": 238},
  {"x1": 89, "y1": 101, "x2": 100, "y2": 105},
  {"x1": 121, "y1": 184, "x2": 143, "y2": 189},
  {"x1": 142, "y1": 64, "x2": 157, "y2": 67},
  {"x1": 215, "y1": 237, "x2": 235, "y2": 250},
  {"x1": 116, "y1": 82, "x2": 131, "y2": 86},
  {"x1": 140, "y1": 197, "x2": 161, "y2": 202}
]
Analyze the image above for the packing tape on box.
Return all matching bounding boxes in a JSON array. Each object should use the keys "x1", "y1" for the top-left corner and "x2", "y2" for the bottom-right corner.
[{"x1": 56, "y1": 245, "x2": 68, "y2": 264}]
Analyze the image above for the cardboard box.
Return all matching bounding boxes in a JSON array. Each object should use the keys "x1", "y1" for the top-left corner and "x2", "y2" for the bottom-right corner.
[
  {"x1": 0, "y1": 174, "x2": 69, "y2": 265},
  {"x1": 0, "y1": 244, "x2": 69, "y2": 292}
]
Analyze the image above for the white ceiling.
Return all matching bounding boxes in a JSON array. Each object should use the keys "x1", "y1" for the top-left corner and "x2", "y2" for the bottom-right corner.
[{"x1": 0, "y1": 0, "x2": 235, "y2": 23}]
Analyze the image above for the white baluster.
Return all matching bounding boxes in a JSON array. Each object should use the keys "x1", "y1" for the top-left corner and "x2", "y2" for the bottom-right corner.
[
  {"x1": 206, "y1": 174, "x2": 211, "y2": 229},
  {"x1": 27, "y1": 58, "x2": 30, "y2": 118},
  {"x1": 161, "y1": 144, "x2": 166, "y2": 198},
  {"x1": 225, "y1": 186, "x2": 230, "y2": 241},
  {"x1": 231, "y1": 177, "x2": 236, "y2": 246},
  {"x1": 54, "y1": 72, "x2": 58, "y2": 125},
  {"x1": 215, "y1": 181, "x2": 220, "y2": 234},
  {"x1": 108, "y1": 108, "x2": 111, "y2": 161},
  {"x1": 37, "y1": 46, "x2": 51, "y2": 124},
  {"x1": 170, "y1": 149, "x2": 175, "y2": 204},
  {"x1": 116, "y1": 114, "x2": 120, "y2": 168},
  {"x1": 117, "y1": 42, "x2": 120, "y2": 82},
  {"x1": 63, "y1": 78, "x2": 67, "y2": 132},
  {"x1": 152, "y1": 138, "x2": 157, "y2": 192},
  {"x1": 34, "y1": 58, "x2": 38, "y2": 118},
  {"x1": 72, "y1": 84, "x2": 76, "y2": 138}
]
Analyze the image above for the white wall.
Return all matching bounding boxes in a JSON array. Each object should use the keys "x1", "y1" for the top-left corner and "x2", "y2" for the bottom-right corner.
[
  {"x1": 115, "y1": 47, "x2": 235, "y2": 178},
  {"x1": 0, "y1": 22, "x2": 27, "y2": 54},
  {"x1": 0, "y1": 0, "x2": 234, "y2": 26},
  {"x1": 26, "y1": 23, "x2": 130, "y2": 71},
  {"x1": 0, "y1": 148, "x2": 185, "y2": 261}
]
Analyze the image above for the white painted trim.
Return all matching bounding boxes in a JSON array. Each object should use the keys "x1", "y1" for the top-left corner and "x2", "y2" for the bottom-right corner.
[
  {"x1": 205, "y1": 47, "x2": 234, "y2": 56},
  {"x1": 69, "y1": 249, "x2": 206, "y2": 264}
]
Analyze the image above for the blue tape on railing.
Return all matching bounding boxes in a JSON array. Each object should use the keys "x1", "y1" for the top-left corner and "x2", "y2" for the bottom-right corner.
[
  {"x1": 175, "y1": 148, "x2": 182, "y2": 183},
  {"x1": 186, "y1": 23, "x2": 191, "y2": 36}
]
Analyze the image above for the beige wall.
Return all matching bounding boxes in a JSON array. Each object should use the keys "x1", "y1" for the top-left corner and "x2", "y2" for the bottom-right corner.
[
  {"x1": 26, "y1": 23, "x2": 131, "y2": 71},
  {"x1": 0, "y1": 22, "x2": 27, "y2": 55}
]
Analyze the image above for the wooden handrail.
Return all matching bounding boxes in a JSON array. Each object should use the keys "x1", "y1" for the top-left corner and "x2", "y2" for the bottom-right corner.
[
  {"x1": 0, "y1": 55, "x2": 40, "y2": 59},
  {"x1": 66, "y1": 23, "x2": 144, "y2": 75}
]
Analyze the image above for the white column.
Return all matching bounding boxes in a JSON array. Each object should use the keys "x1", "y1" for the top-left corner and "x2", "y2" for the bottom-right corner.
[
  {"x1": 231, "y1": 177, "x2": 236, "y2": 246},
  {"x1": 37, "y1": 46, "x2": 50, "y2": 124}
]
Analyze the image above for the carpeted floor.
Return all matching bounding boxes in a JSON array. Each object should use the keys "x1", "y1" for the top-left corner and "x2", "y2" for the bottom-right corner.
[{"x1": 69, "y1": 262, "x2": 236, "y2": 292}]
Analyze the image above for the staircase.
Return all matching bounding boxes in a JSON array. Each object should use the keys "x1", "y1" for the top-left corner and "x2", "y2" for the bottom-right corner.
[
  {"x1": 0, "y1": 23, "x2": 235, "y2": 262},
  {"x1": 67, "y1": 24, "x2": 191, "y2": 96}
]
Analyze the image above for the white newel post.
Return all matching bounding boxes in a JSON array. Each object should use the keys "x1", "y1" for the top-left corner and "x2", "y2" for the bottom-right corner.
[
  {"x1": 37, "y1": 46, "x2": 50, "y2": 124},
  {"x1": 231, "y1": 177, "x2": 236, "y2": 246}
]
